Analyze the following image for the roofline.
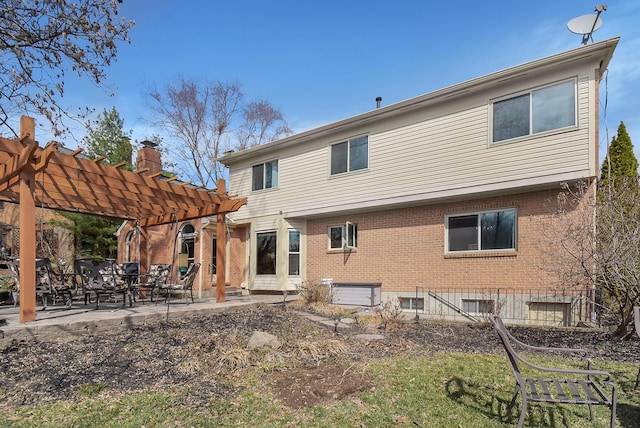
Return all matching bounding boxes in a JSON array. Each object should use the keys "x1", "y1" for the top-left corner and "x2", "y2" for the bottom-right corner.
[{"x1": 219, "y1": 36, "x2": 620, "y2": 165}]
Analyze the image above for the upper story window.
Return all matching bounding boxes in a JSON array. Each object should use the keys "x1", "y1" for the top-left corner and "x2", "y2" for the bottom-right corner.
[
  {"x1": 492, "y1": 79, "x2": 576, "y2": 143},
  {"x1": 252, "y1": 160, "x2": 278, "y2": 191},
  {"x1": 446, "y1": 209, "x2": 516, "y2": 253},
  {"x1": 331, "y1": 135, "x2": 368, "y2": 175}
]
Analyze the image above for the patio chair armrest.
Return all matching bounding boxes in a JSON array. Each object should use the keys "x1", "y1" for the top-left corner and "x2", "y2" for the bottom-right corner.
[
  {"x1": 504, "y1": 328, "x2": 590, "y2": 358},
  {"x1": 519, "y1": 356, "x2": 613, "y2": 381}
]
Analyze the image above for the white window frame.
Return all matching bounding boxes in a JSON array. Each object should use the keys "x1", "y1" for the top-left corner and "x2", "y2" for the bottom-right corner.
[
  {"x1": 288, "y1": 230, "x2": 300, "y2": 276},
  {"x1": 461, "y1": 298, "x2": 494, "y2": 314},
  {"x1": 400, "y1": 297, "x2": 424, "y2": 311},
  {"x1": 490, "y1": 78, "x2": 577, "y2": 144},
  {"x1": 445, "y1": 209, "x2": 517, "y2": 253},
  {"x1": 251, "y1": 159, "x2": 278, "y2": 191},
  {"x1": 330, "y1": 135, "x2": 369, "y2": 175},
  {"x1": 328, "y1": 222, "x2": 357, "y2": 250}
]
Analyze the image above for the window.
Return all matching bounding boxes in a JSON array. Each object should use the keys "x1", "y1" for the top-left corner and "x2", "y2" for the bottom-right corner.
[
  {"x1": 252, "y1": 160, "x2": 278, "y2": 191},
  {"x1": 125, "y1": 231, "x2": 135, "y2": 262},
  {"x1": 331, "y1": 136, "x2": 368, "y2": 175},
  {"x1": 447, "y1": 209, "x2": 516, "y2": 252},
  {"x1": 288, "y1": 230, "x2": 300, "y2": 276},
  {"x1": 400, "y1": 297, "x2": 424, "y2": 311},
  {"x1": 492, "y1": 79, "x2": 576, "y2": 143},
  {"x1": 179, "y1": 223, "x2": 196, "y2": 278},
  {"x1": 257, "y1": 231, "x2": 276, "y2": 275},
  {"x1": 328, "y1": 222, "x2": 357, "y2": 250},
  {"x1": 462, "y1": 299, "x2": 494, "y2": 314}
]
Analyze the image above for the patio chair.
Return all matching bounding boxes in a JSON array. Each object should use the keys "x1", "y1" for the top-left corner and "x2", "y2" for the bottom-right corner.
[
  {"x1": 11, "y1": 258, "x2": 75, "y2": 310},
  {"x1": 113, "y1": 262, "x2": 139, "y2": 307},
  {"x1": 634, "y1": 306, "x2": 640, "y2": 390},
  {"x1": 158, "y1": 262, "x2": 200, "y2": 304},
  {"x1": 74, "y1": 259, "x2": 126, "y2": 309},
  {"x1": 138, "y1": 263, "x2": 171, "y2": 302},
  {"x1": 489, "y1": 314, "x2": 617, "y2": 428}
]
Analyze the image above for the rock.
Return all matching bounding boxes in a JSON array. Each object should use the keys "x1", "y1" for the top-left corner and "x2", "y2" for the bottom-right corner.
[
  {"x1": 576, "y1": 321, "x2": 598, "y2": 329},
  {"x1": 355, "y1": 334, "x2": 385, "y2": 341},
  {"x1": 247, "y1": 330, "x2": 281, "y2": 349}
]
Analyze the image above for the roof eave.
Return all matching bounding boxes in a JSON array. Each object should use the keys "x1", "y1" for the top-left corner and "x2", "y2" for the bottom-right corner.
[{"x1": 220, "y1": 36, "x2": 620, "y2": 165}]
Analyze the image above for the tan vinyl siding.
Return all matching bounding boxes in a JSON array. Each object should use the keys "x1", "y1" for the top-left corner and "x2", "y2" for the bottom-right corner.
[{"x1": 228, "y1": 69, "x2": 596, "y2": 221}]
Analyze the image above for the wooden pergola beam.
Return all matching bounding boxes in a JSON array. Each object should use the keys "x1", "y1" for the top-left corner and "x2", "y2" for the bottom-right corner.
[{"x1": 0, "y1": 116, "x2": 248, "y2": 322}]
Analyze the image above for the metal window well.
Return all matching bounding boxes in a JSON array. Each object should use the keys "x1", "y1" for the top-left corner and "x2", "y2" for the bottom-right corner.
[{"x1": 331, "y1": 282, "x2": 381, "y2": 307}]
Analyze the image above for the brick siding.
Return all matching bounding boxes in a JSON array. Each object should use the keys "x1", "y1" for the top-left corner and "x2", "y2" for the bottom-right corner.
[{"x1": 306, "y1": 188, "x2": 589, "y2": 293}]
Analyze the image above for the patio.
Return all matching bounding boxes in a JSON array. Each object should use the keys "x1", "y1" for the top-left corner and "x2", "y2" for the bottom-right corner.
[
  {"x1": 0, "y1": 293, "x2": 284, "y2": 346},
  {"x1": 0, "y1": 116, "x2": 247, "y2": 322}
]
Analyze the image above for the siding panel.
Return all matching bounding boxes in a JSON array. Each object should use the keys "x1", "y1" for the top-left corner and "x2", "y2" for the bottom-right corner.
[{"x1": 228, "y1": 68, "x2": 597, "y2": 221}]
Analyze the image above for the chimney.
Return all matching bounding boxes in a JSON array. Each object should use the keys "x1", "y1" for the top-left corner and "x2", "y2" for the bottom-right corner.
[
  {"x1": 376, "y1": 96, "x2": 382, "y2": 108},
  {"x1": 136, "y1": 140, "x2": 162, "y2": 175}
]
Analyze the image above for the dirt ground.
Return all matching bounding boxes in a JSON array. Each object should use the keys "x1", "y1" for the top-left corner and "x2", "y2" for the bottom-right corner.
[{"x1": 0, "y1": 303, "x2": 637, "y2": 410}]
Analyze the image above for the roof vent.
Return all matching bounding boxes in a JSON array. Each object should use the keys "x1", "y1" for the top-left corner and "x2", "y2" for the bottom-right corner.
[{"x1": 375, "y1": 96, "x2": 382, "y2": 109}]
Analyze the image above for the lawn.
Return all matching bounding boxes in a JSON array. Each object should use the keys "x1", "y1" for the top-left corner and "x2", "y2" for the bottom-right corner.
[{"x1": 1, "y1": 352, "x2": 637, "y2": 427}]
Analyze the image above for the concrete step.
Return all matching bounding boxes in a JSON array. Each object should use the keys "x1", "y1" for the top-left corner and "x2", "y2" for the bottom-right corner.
[{"x1": 225, "y1": 286, "x2": 242, "y2": 297}]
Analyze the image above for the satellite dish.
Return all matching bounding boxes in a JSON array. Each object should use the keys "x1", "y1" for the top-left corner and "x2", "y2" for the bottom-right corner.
[
  {"x1": 567, "y1": 5, "x2": 607, "y2": 45},
  {"x1": 567, "y1": 14, "x2": 603, "y2": 35}
]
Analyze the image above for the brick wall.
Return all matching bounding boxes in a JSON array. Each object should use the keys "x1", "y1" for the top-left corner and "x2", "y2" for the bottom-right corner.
[{"x1": 306, "y1": 188, "x2": 589, "y2": 293}]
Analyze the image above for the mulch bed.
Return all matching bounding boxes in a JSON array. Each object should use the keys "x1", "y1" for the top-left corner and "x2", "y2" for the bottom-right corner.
[{"x1": 0, "y1": 303, "x2": 637, "y2": 409}]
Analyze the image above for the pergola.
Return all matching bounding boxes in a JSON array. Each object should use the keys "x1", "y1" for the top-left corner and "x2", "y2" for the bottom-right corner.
[{"x1": 0, "y1": 116, "x2": 247, "y2": 322}]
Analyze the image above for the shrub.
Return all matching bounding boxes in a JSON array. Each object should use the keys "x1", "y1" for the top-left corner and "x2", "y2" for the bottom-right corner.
[{"x1": 296, "y1": 280, "x2": 332, "y2": 305}]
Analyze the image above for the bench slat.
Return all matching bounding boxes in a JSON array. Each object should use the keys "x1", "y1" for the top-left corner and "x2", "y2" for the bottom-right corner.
[
  {"x1": 578, "y1": 380, "x2": 602, "y2": 404},
  {"x1": 566, "y1": 380, "x2": 583, "y2": 402},
  {"x1": 527, "y1": 379, "x2": 541, "y2": 400},
  {"x1": 538, "y1": 380, "x2": 554, "y2": 400},
  {"x1": 552, "y1": 379, "x2": 567, "y2": 400}
]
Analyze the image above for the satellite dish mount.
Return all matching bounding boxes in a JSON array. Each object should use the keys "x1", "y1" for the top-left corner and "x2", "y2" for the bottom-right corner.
[{"x1": 567, "y1": 4, "x2": 607, "y2": 45}]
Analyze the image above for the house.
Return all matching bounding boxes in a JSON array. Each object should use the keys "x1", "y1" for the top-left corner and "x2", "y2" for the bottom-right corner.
[
  {"x1": 176, "y1": 38, "x2": 622, "y2": 324},
  {"x1": 218, "y1": 37, "x2": 620, "y2": 322}
]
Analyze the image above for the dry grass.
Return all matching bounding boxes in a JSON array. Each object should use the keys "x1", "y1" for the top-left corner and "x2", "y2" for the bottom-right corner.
[{"x1": 294, "y1": 338, "x2": 351, "y2": 365}]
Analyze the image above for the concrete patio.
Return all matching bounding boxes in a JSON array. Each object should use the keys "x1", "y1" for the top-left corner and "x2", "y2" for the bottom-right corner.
[{"x1": 0, "y1": 293, "x2": 287, "y2": 346}]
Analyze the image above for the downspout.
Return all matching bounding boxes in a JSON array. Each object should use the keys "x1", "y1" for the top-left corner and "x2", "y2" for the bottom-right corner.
[{"x1": 199, "y1": 217, "x2": 211, "y2": 299}]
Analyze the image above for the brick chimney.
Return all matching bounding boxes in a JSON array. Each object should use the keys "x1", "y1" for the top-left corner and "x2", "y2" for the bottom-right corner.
[{"x1": 136, "y1": 141, "x2": 162, "y2": 175}]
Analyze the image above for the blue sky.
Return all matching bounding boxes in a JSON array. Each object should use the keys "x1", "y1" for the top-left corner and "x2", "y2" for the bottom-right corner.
[{"x1": 54, "y1": 0, "x2": 639, "y2": 165}]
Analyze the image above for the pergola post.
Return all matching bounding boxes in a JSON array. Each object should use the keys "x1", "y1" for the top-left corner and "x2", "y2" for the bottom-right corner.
[
  {"x1": 0, "y1": 116, "x2": 246, "y2": 322},
  {"x1": 18, "y1": 117, "x2": 36, "y2": 322},
  {"x1": 216, "y1": 179, "x2": 226, "y2": 303}
]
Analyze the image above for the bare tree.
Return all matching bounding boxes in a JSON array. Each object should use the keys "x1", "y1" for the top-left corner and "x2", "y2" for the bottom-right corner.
[
  {"x1": 0, "y1": 0, "x2": 135, "y2": 137},
  {"x1": 540, "y1": 179, "x2": 640, "y2": 338},
  {"x1": 147, "y1": 77, "x2": 291, "y2": 187},
  {"x1": 236, "y1": 100, "x2": 292, "y2": 150}
]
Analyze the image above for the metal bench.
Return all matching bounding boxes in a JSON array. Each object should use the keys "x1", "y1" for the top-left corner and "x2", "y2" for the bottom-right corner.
[{"x1": 489, "y1": 314, "x2": 617, "y2": 427}]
